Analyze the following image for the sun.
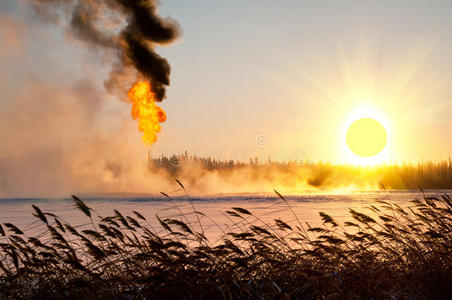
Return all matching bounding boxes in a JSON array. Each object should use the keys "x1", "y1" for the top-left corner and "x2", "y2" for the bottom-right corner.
[
  {"x1": 339, "y1": 105, "x2": 391, "y2": 165},
  {"x1": 346, "y1": 118, "x2": 387, "y2": 157}
]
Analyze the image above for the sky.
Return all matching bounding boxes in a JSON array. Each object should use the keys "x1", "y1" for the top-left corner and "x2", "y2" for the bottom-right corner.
[
  {"x1": 158, "y1": 0, "x2": 452, "y2": 163},
  {"x1": 0, "y1": 0, "x2": 452, "y2": 195}
]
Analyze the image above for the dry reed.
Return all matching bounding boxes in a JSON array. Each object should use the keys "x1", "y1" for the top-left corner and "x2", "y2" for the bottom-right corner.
[{"x1": 0, "y1": 189, "x2": 451, "y2": 299}]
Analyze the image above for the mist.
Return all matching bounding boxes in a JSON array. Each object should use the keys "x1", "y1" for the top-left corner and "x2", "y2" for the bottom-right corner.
[
  {"x1": 0, "y1": 1, "x2": 172, "y2": 197},
  {"x1": 2, "y1": 2, "x2": 445, "y2": 198},
  {"x1": 0, "y1": 7, "x2": 297, "y2": 198}
]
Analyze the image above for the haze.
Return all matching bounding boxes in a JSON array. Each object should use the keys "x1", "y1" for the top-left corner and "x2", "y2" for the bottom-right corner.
[{"x1": 0, "y1": 0, "x2": 451, "y2": 197}]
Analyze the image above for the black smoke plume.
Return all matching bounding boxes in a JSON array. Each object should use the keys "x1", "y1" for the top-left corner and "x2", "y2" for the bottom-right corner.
[{"x1": 31, "y1": 0, "x2": 180, "y2": 101}]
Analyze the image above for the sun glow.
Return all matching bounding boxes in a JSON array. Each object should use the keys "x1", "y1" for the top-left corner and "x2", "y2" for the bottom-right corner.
[{"x1": 274, "y1": 31, "x2": 444, "y2": 164}]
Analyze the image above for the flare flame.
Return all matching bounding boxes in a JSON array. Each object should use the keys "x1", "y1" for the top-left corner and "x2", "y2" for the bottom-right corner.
[{"x1": 128, "y1": 81, "x2": 166, "y2": 144}]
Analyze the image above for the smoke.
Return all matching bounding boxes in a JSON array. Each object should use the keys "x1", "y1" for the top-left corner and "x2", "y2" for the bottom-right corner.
[
  {"x1": 31, "y1": 0, "x2": 181, "y2": 100},
  {"x1": 0, "y1": 15, "x2": 27, "y2": 57},
  {"x1": 0, "y1": 73, "x2": 178, "y2": 197},
  {"x1": 0, "y1": 2, "x2": 382, "y2": 198}
]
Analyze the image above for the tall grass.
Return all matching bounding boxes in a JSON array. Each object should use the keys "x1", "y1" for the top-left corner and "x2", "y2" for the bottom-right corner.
[{"x1": 0, "y1": 191, "x2": 451, "y2": 299}]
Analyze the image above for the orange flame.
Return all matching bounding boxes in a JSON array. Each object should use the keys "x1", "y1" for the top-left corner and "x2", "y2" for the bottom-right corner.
[{"x1": 128, "y1": 81, "x2": 167, "y2": 144}]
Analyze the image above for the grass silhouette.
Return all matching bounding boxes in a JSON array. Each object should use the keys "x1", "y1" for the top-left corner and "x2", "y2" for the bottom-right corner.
[{"x1": 0, "y1": 188, "x2": 451, "y2": 299}]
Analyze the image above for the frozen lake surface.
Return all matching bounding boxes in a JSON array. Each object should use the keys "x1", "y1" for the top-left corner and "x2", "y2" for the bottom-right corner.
[{"x1": 0, "y1": 190, "x2": 449, "y2": 241}]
